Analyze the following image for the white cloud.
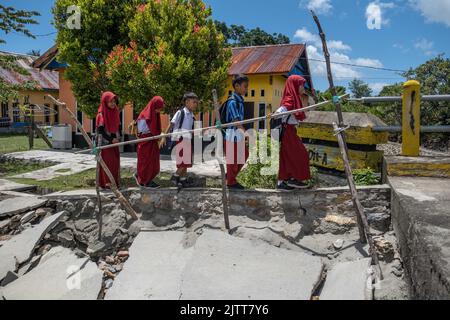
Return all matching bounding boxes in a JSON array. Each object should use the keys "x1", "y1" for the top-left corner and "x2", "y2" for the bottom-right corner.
[
  {"x1": 294, "y1": 27, "x2": 384, "y2": 82},
  {"x1": 366, "y1": 2, "x2": 395, "y2": 30},
  {"x1": 294, "y1": 28, "x2": 320, "y2": 44},
  {"x1": 410, "y1": 0, "x2": 450, "y2": 27},
  {"x1": 328, "y1": 40, "x2": 352, "y2": 52},
  {"x1": 415, "y1": 38, "x2": 435, "y2": 56},
  {"x1": 300, "y1": 0, "x2": 333, "y2": 15},
  {"x1": 369, "y1": 82, "x2": 390, "y2": 94},
  {"x1": 353, "y1": 58, "x2": 383, "y2": 68},
  {"x1": 294, "y1": 27, "x2": 351, "y2": 51}
]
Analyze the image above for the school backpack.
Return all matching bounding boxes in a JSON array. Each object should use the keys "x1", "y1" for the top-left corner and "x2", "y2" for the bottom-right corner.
[
  {"x1": 167, "y1": 109, "x2": 195, "y2": 151},
  {"x1": 270, "y1": 113, "x2": 291, "y2": 141},
  {"x1": 218, "y1": 95, "x2": 240, "y2": 127}
]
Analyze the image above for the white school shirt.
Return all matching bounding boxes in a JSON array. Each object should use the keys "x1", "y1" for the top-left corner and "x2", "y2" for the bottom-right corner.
[
  {"x1": 171, "y1": 107, "x2": 195, "y2": 140},
  {"x1": 275, "y1": 106, "x2": 299, "y2": 125}
]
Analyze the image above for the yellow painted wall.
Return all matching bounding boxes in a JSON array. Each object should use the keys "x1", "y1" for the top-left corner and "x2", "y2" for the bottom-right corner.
[
  {"x1": 222, "y1": 74, "x2": 289, "y2": 130},
  {"x1": 1, "y1": 90, "x2": 60, "y2": 125}
]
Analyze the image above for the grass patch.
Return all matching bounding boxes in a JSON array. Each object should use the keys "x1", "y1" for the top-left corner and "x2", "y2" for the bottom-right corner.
[
  {"x1": 353, "y1": 168, "x2": 380, "y2": 186},
  {"x1": 0, "y1": 134, "x2": 50, "y2": 155},
  {"x1": 0, "y1": 159, "x2": 52, "y2": 178},
  {"x1": 10, "y1": 169, "x2": 221, "y2": 193}
]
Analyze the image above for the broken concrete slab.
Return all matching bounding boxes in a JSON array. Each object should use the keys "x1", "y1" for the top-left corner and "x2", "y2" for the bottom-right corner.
[
  {"x1": 0, "y1": 179, "x2": 35, "y2": 192},
  {"x1": 0, "y1": 196, "x2": 47, "y2": 218},
  {"x1": 320, "y1": 258, "x2": 373, "y2": 300},
  {"x1": 1, "y1": 246, "x2": 103, "y2": 300},
  {"x1": 389, "y1": 176, "x2": 450, "y2": 299},
  {"x1": 0, "y1": 211, "x2": 65, "y2": 281},
  {"x1": 0, "y1": 218, "x2": 11, "y2": 231},
  {"x1": 107, "y1": 229, "x2": 324, "y2": 300},
  {"x1": 0, "y1": 271, "x2": 18, "y2": 287},
  {"x1": 181, "y1": 230, "x2": 324, "y2": 300},
  {"x1": 106, "y1": 231, "x2": 195, "y2": 300},
  {"x1": 20, "y1": 211, "x2": 36, "y2": 225},
  {"x1": 0, "y1": 190, "x2": 36, "y2": 197}
]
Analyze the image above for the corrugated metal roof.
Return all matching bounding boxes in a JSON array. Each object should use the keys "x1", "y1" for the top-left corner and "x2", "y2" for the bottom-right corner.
[
  {"x1": 0, "y1": 51, "x2": 59, "y2": 91},
  {"x1": 229, "y1": 44, "x2": 305, "y2": 75},
  {"x1": 31, "y1": 44, "x2": 58, "y2": 70}
]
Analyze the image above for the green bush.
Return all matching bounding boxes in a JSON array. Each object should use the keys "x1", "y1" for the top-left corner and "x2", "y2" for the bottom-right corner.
[
  {"x1": 352, "y1": 168, "x2": 380, "y2": 186},
  {"x1": 237, "y1": 135, "x2": 318, "y2": 189}
]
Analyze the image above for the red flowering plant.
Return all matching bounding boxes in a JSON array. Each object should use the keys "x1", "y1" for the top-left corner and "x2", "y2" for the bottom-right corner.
[
  {"x1": 105, "y1": 40, "x2": 159, "y2": 111},
  {"x1": 106, "y1": 0, "x2": 231, "y2": 114}
]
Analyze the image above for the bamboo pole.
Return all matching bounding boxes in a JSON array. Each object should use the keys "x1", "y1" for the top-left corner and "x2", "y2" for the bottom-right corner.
[
  {"x1": 311, "y1": 10, "x2": 383, "y2": 279},
  {"x1": 77, "y1": 95, "x2": 348, "y2": 154},
  {"x1": 28, "y1": 113, "x2": 34, "y2": 150},
  {"x1": 96, "y1": 134, "x2": 104, "y2": 240},
  {"x1": 212, "y1": 89, "x2": 230, "y2": 230},
  {"x1": 33, "y1": 124, "x2": 53, "y2": 148},
  {"x1": 46, "y1": 94, "x2": 139, "y2": 221}
]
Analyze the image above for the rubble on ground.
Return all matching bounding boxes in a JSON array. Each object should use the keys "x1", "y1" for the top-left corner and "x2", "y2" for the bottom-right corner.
[{"x1": 0, "y1": 187, "x2": 409, "y2": 300}]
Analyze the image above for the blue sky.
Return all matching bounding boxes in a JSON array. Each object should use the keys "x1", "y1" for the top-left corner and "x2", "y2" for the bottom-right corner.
[{"x1": 1, "y1": 0, "x2": 449, "y2": 93}]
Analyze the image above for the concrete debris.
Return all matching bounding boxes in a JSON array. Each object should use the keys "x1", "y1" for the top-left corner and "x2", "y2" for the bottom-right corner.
[
  {"x1": 333, "y1": 239, "x2": 344, "y2": 250},
  {"x1": 0, "y1": 211, "x2": 66, "y2": 281},
  {"x1": 0, "y1": 179, "x2": 35, "y2": 192},
  {"x1": 320, "y1": 258, "x2": 373, "y2": 300},
  {"x1": 0, "y1": 271, "x2": 18, "y2": 287},
  {"x1": 20, "y1": 211, "x2": 36, "y2": 225},
  {"x1": 373, "y1": 236, "x2": 396, "y2": 263},
  {"x1": 106, "y1": 230, "x2": 324, "y2": 300},
  {"x1": 0, "y1": 196, "x2": 47, "y2": 218},
  {"x1": 1, "y1": 246, "x2": 103, "y2": 300}
]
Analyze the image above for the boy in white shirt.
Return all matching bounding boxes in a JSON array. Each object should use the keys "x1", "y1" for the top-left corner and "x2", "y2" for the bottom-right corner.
[{"x1": 160, "y1": 92, "x2": 198, "y2": 187}]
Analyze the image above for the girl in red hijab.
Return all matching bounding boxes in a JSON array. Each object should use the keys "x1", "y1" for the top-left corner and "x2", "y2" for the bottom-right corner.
[
  {"x1": 134, "y1": 96, "x2": 164, "y2": 189},
  {"x1": 275, "y1": 75, "x2": 311, "y2": 190},
  {"x1": 96, "y1": 91, "x2": 121, "y2": 189}
]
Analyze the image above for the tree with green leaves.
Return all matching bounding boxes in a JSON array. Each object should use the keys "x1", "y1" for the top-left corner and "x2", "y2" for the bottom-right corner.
[
  {"x1": 105, "y1": 0, "x2": 231, "y2": 114},
  {"x1": 348, "y1": 78, "x2": 372, "y2": 98},
  {"x1": 53, "y1": 0, "x2": 133, "y2": 118},
  {"x1": 53, "y1": 0, "x2": 230, "y2": 116},
  {"x1": 403, "y1": 54, "x2": 450, "y2": 128},
  {"x1": 0, "y1": 4, "x2": 40, "y2": 101},
  {"x1": 214, "y1": 21, "x2": 290, "y2": 47}
]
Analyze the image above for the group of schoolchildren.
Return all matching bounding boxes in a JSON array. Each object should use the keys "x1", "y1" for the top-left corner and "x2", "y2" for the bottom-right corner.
[{"x1": 95, "y1": 74, "x2": 311, "y2": 191}]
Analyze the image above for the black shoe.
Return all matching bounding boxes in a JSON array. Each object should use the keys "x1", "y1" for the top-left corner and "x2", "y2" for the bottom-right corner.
[
  {"x1": 228, "y1": 183, "x2": 246, "y2": 190},
  {"x1": 145, "y1": 181, "x2": 161, "y2": 189},
  {"x1": 287, "y1": 179, "x2": 310, "y2": 189},
  {"x1": 277, "y1": 181, "x2": 295, "y2": 191},
  {"x1": 171, "y1": 175, "x2": 180, "y2": 186}
]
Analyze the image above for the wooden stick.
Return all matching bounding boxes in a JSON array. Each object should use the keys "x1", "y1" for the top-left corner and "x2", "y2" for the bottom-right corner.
[
  {"x1": 311, "y1": 10, "x2": 383, "y2": 280},
  {"x1": 96, "y1": 134, "x2": 103, "y2": 241},
  {"x1": 28, "y1": 114, "x2": 34, "y2": 150},
  {"x1": 46, "y1": 94, "x2": 139, "y2": 221},
  {"x1": 33, "y1": 124, "x2": 53, "y2": 148},
  {"x1": 212, "y1": 89, "x2": 231, "y2": 230},
  {"x1": 77, "y1": 95, "x2": 349, "y2": 154}
]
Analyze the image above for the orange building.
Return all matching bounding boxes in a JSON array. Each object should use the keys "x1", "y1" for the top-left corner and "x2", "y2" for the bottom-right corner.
[
  {"x1": 0, "y1": 51, "x2": 59, "y2": 130},
  {"x1": 33, "y1": 44, "x2": 314, "y2": 149}
]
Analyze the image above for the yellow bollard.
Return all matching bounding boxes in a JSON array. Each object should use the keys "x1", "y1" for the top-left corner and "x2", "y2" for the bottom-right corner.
[{"x1": 402, "y1": 80, "x2": 421, "y2": 157}]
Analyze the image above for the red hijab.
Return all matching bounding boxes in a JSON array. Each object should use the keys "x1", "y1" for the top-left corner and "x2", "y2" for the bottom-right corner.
[
  {"x1": 96, "y1": 91, "x2": 121, "y2": 133},
  {"x1": 280, "y1": 75, "x2": 307, "y2": 121},
  {"x1": 138, "y1": 96, "x2": 164, "y2": 136}
]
